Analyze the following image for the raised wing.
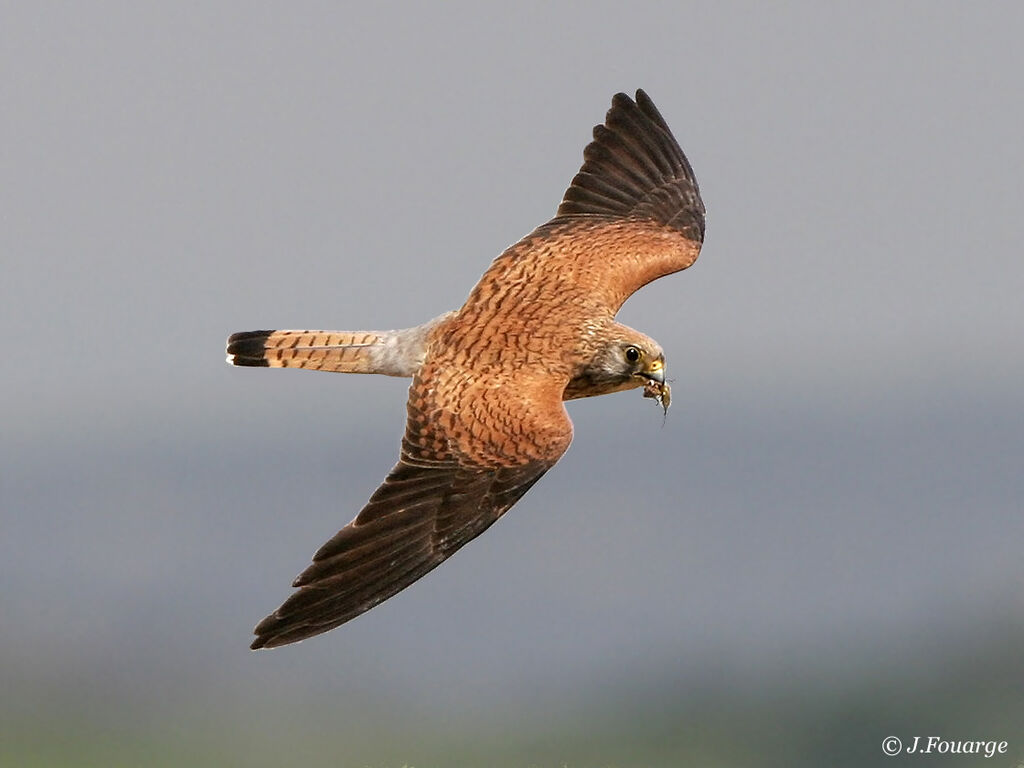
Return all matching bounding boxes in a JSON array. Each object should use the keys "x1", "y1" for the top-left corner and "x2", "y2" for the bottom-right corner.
[
  {"x1": 556, "y1": 89, "x2": 705, "y2": 244},
  {"x1": 504, "y1": 89, "x2": 705, "y2": 315},
  {"x1": 251, "y1": 374, "x2": 572, "y2": 649}
]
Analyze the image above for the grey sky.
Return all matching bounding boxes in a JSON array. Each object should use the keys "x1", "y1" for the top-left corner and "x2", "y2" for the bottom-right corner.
[{"x1": 2, "y1": 0, "x2": 1022, "y2": 745}]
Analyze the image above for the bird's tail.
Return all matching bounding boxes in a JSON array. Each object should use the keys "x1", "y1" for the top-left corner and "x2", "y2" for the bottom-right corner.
[
  {"x1": 226, "y1": 330, "x2": 395, "y2": 374},
  {"x1": 226, "y1": 313, "x2": 455, "y2": 377}
]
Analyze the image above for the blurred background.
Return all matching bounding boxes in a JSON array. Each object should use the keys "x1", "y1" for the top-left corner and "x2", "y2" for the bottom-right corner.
[{"x1": 2, "y1": 3, "x2": 1022, "y2": 766}]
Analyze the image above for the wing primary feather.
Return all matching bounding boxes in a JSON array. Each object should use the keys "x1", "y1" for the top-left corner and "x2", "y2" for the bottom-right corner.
[
  {"x1": 554, "y1": 89, "x2": 705, "y2": 243},
  {"x1": 280, "y1": 532, "x2": 432, "y2": 616},
  {"x1": 294, "y1": 513, "x2": 432, "y2": 587}
]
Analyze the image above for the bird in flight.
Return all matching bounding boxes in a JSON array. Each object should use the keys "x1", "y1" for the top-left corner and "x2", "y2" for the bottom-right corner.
[{"x1": 227, "y1": 90, "x2": 705, "y2": 649}]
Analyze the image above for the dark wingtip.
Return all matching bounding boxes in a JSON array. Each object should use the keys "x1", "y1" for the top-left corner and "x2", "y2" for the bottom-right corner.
[
  {"x1": 251, "y1": 612, "x2": 281, "y2": 649},
  {"x1": 226, "y1": 330, "x2": 274, "y2": 366},
  {"x1": 555, "y1": 89, "x2": 705, "y2": 241},
  {"x1": 633, "y1": 88, "x2": 670, "y2": 133},
  {"x1": 611, "y1": 90, "x2": 635, "y2": 108}
]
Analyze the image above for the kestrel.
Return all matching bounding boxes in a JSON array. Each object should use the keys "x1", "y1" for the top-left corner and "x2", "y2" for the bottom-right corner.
[{"x1": 228, "y1": 90, "x2": 705, "y2": 649}]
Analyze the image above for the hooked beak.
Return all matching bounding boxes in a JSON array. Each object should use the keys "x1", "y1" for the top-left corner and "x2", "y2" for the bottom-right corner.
[{"x1": 637, "y1": 356, "x2": 665, "y2": 384}]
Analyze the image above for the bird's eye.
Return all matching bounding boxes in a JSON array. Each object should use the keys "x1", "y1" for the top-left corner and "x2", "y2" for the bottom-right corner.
[{"x1": 625, "y1": 346, "x2": 642, "y2": 363}]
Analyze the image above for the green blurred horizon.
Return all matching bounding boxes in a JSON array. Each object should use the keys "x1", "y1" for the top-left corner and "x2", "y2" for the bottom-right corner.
[{"x1": 5, "y1": 617, "x2": 1022, "y2": 767}]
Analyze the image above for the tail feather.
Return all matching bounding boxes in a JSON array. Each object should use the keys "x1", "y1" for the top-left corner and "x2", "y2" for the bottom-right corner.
[{"x1": 226, "y1": 330, "x2": 388, "y2": 373}]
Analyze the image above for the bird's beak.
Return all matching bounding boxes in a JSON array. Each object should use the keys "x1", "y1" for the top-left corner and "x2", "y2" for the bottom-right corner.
[{"x1": 639, "y1": 356, "x2": 665, "y2": 384}]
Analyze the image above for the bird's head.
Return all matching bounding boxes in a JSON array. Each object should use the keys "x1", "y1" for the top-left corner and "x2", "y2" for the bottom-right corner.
[
  {"x1": 615, "y1": 338, "x2": 665, "y2": 386},
  {"x1": 613, "y1": 336, "x2": 671, "y2": 416},
  {"x1": 566, "y1": 329, "x2": 669, "y2": 410}
]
